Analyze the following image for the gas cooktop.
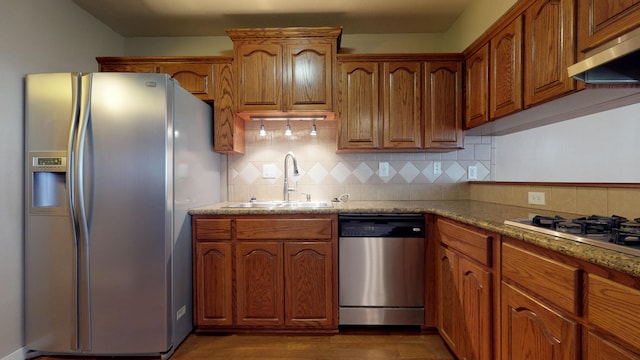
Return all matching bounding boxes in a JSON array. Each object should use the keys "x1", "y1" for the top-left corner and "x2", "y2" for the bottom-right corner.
[{"x1": 505, "y1": 215, "x2": 640, "y2": 257}]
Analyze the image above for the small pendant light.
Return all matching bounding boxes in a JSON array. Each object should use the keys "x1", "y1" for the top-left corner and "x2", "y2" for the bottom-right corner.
[
  {"x1": 259, "y1": 119, "x2": 267, "y2": 137},
  {"x1": 310, "y1": 119, "x2": 318, "y2": 136},
  {"x1": 284, "y1": 120, "x2": 292, "y2": 137}
]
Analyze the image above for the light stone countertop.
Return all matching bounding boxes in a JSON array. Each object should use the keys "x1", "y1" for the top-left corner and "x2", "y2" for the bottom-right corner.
[{"x1": 190, "y1": 200, "x2": 640, "y2": 278}]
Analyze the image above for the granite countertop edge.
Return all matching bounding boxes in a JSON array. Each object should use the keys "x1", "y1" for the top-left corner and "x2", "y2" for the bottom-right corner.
[{"x1": 190, "y1": 200, "x2": 640, "y2": 278}]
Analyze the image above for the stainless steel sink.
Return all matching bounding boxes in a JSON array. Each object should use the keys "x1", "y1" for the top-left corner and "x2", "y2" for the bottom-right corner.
[{"x1": 224, "y1": 200, "x2": 333, "y2": 209}]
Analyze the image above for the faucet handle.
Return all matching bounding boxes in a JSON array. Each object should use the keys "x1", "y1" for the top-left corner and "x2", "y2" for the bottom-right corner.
[{"x1": 301, "y1": 193, "x2": 311, "y2": 202}]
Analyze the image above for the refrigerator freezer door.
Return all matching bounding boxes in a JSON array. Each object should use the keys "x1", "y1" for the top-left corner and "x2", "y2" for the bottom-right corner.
[
  {"x1": 82, "y1": 73, "x2": 172, "y2": 354},
  {"x1": 24, "y1": 73, "x2": 80, "y2": 352}
]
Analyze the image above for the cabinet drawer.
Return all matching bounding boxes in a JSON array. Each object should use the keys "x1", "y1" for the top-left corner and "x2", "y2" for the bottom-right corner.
[
  {"x1": 437, "y1": 219, "x2": 492, "y2": 266},
  {"x1": 588, "y1": 274, "x2": 640, "y2": 350},
  {"x1": 194, "y1": 219, "x2": 232, "y2": 240},
  {"x1": 236, "y1": 218, "x2": 332, "y2": 240},
  {"x1": 502, "y1": 242, "x2": 580, "y2": 314}
]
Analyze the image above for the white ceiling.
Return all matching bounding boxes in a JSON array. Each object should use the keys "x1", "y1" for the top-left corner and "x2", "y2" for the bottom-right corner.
[{"x1": 72, "y1": 0, "x2": 472, "y2": 37}]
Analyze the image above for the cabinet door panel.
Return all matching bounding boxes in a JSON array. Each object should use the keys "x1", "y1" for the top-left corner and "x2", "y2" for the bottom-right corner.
[
  {"x1": 338, "y1": 62, "x2": 380, "y2": 149},
  {"x1": 382, "y1": 62, "x2": 422, "y2": 149},
  {"x1": 502, "y1": 242, "x2": 579, "y2": 314},
  {"x1": 437, "y1": 246, "x2": 460, "y2": 353},
  {"x1": 286, "y1": 44, "x2": 333, "y2": 111},
  {"x1": 501, "y1": 282, "x2": 579, "y2": 360},
  {"x1": 465, "y1": 44, "x2": 490, "y2": 129},
  {"x1": 588, "y1": 273, "x2": 640, "y2": 350},
  {"x1": 99, "y1": 63, "x2": 158, "y2": 73},
  {"x1": 236, "y1": 242, "x2": 284, "y2": 326},
  {"x1": 424, "y1": 61, "x2": 463, "y2": 149},
  {"x1": 237, "y1": 44, "x2": 282, "y2": 110},
  {"x1": 284, "y1": 242, "x2": 334, "y2": 327},
  {"x1": 491, "y1": 16, "x2": 523, "y2": 119},
  {"x1": 158, "y1": 63, "x2": 214, "y2": 101},
  {"x1": 524, "y1": 0, "x2": 575, "y2": 107},
  {"x1": 459, "y1": 257, "x2": 492, "y2": 360},
  {"x1": 585, "y1": 330, "x2": 640, "y2": 360},
  {"x1": 578, "y1": 0, "x2": 640, "y2": 52},
  {"x1": 194, "y1": 242, "x2": 233, "y2": 326}
]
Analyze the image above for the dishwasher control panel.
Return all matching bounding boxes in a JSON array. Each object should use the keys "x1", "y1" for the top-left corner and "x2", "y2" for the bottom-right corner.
[{"x1": 339, "y1": 214, "x2": 425, "y2": 237}]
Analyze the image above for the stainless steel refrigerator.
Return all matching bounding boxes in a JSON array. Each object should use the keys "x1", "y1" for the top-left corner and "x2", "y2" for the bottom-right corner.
[{"x1": 24, "y1": 72, "x2": 222, "y2": 358}]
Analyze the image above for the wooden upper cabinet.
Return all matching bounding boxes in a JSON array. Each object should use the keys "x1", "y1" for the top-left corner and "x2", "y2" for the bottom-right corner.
[
  {"x1": 465, "y1": 44, "x2": 490, "y2": 129},
  {"x1": 236, "y1": 43, "x2": 282, "y2": 110},
  {"x1": 286, "y1": 43, "x2": 334, "y2": 111},
  {"x1": 227, "y1": 27, "x2": 342, "y2": 117},
  {"x1": 212, "y1": 62, "x2": 245, "y2": 154},
  {"x1": 97, "y1": 57, "x2": 221, "y2": 101},
  {"x1": 424, "y1": 61, "x2": 463, "y2": 149},
  {"x1": 158, "y1": 63, "x2": 214, "y2": 101},
  {"x1": 490, "y1": 16, "x2": 523, "y2": 119},
  {"x1": 99, "y1": 62, "x2": 158, "y2": 73},
  {"x1": 382, "y1": 62, "x2": 422, "y2": 149},
  {"x1": 577, "y1": 0, "x2": 640, "y2": 53},
  {"x1": 524, "y1": 0, "x2": 576, "y2": 107},
  {"x1": 338, "y1": 61, "x2": 380, "y2": 150}
]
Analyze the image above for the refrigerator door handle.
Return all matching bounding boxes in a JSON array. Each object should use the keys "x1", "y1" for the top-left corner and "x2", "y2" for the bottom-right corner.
[
  {"x1": 67, "y1": 73, "x2": 82, "y2": 351},
  {"x1": 74, "y1": 74, "x2": 93, "y2": 352}
]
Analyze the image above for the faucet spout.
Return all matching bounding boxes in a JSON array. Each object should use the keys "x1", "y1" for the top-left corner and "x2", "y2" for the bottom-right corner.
[{"x1": 283, "y1": 152, "x2": 299, "y2": 202}]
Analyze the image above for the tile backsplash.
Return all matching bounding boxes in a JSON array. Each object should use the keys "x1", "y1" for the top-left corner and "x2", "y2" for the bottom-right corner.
[
  {"x1": 470, "y1": 182, "x2": 640, "y2": 220},
  {"x1": 227, "y1": 120, "x2": 494, "y2": 202}
]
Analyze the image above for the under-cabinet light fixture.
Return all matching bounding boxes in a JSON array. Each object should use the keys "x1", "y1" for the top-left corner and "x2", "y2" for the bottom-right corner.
[
  {"x1": 284, "y1": 120, "x2": 292, "y2": 137},
  {"x1": 259, "y1": 120, "x2": 267, "y2": 137},
  {"x1": 310, "y1": 120, "x2": 318, "y2": 136}
]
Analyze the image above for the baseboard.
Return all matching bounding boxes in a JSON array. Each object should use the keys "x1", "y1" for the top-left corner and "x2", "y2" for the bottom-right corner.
[{"x1": 1, "y1": 348, "x2": 24, "y2": 360}]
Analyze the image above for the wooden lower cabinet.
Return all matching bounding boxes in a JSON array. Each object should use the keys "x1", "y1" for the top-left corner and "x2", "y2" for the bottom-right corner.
[
  {"x1": 194, "y1": 241, "x2": 233, "y2": 327},
  {"x1": 436, "y1": 218, "x2": 494, "y2": 360},
  {"x1": 501, "y1": 282, "x2": 579, "y2": 360},
  {"x1": 193, "y1": 214, "x2": 337, "y2": 332},
  {"x1": 585, "y1": 330, "x2": 640, "y2": 360},
  {"x1": 285, "y1": 242, "x2": 334, "y2": 327},
  {"x1": 236, "y1": 241, "x2": 284, "y2": 326},
  {"x1": 437, "y1": 246, "x2": 459, "y2": 351},
  {"x1": 236, "y1": 241, "x2": 334, "y2": 328}
]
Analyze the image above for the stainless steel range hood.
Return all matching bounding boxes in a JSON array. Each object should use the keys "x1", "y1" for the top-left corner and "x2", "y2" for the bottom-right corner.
[{"x1": 568, "y1": 27, "x2": 640, "y2": 84}]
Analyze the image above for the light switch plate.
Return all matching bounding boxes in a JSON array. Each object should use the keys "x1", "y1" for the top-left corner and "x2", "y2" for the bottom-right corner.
[
  {"x1": 468, "y1": 166, "x2": 478, "y2": 180},
  {"x1": 379, "y1": 162, "x2": 390, "y2": 177},
  {"x1": 262, "y1": 163, "x2": 277, "y2": 179}
]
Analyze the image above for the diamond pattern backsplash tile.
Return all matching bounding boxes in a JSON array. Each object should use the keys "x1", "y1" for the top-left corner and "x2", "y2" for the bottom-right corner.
[{"x1": 228, "y1": 121, "x2": 494, "y2": 201}]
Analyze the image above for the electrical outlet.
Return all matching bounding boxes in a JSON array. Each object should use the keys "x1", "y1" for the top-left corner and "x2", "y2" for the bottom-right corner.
[
  {"x1": 434, "y1": 161, "x2": 442, "y2": 175},
  {"x1": 528, "y1": 191, "x2": 546, "y2": 205},
  {"x1": 379, "y1": 162, "x2": 390, "y2": 177},
  {"x1": 467, "y1": 166, "x2": 478, "y2": 180}
]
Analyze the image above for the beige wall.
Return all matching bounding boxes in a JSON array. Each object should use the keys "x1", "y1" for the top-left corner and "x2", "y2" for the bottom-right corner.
[
  {"x1": 124, "y1": 33, "x2": 451, "y2": 56},
  {"x1": 123, "y1": 0, "x2": 518, "y2": 56},
  {"x1": 0, "y1": 1, "x2": 123, "y2": 359},
  {"x1": 444, "y1": 0, "x2": 518, "y2": 51}
]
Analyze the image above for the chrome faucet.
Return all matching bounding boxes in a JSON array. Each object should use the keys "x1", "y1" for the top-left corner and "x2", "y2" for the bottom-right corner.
[{"x1": 283, "y1": 152, "x2": 299, "y2": 202}]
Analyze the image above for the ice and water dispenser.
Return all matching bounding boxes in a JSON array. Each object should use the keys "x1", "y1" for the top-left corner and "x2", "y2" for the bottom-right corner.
[{"x1": 29, "y1": 152, "x2": 68, "y2": 213}]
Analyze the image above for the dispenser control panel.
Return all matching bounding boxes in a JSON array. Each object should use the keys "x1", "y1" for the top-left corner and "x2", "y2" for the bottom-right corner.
[{"x1": 32, "y1": 155, "x2": 66, "y2": 172}]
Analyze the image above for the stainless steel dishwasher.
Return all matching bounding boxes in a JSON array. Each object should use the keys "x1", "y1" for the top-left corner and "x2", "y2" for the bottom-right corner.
[{"x1": 339, "y1": 214, "x2": 425, "y2": 326}]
